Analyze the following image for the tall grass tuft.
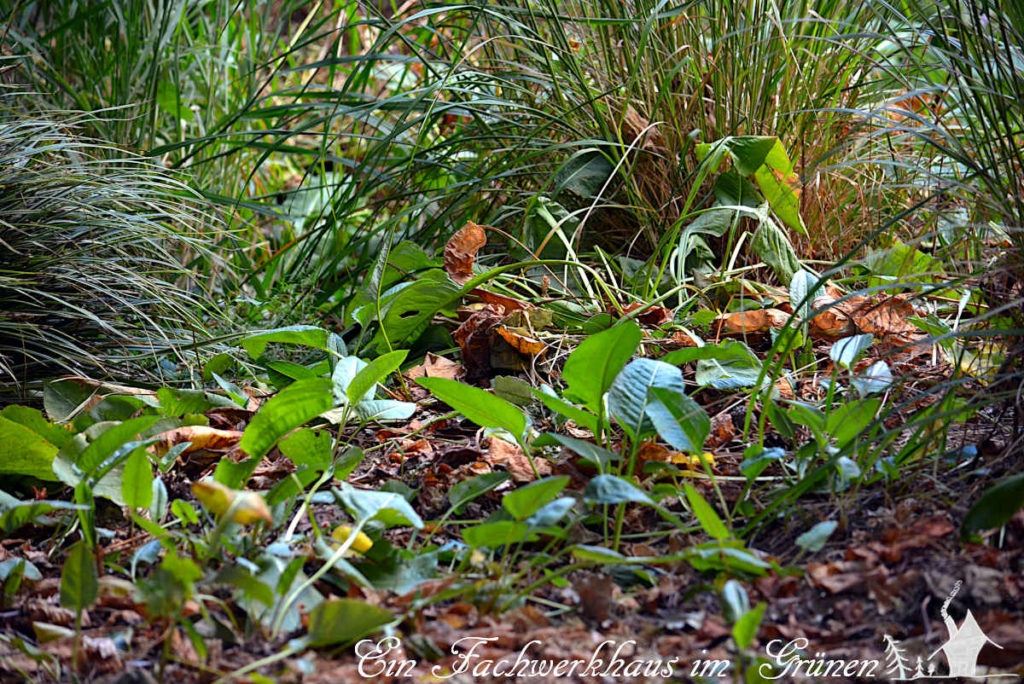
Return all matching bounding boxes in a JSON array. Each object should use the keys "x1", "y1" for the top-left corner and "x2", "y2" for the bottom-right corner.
[{"x1": 0, "y1": 108, "x2": 219, "y2": 394}]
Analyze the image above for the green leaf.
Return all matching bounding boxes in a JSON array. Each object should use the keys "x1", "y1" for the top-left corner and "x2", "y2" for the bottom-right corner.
[
  {"x1": 0, "y1": 416, "x2": 59, "y2": 481},
  {"x1": 962, "y1": 472, "x2": 1024, "y2": 538},
  {"x1": 647, "y1": 387, "x2": 711, "y2": 454},
  {"x1": 462, "y1": 521, "x2": 537, "y2": 548},
  {"x1": 239, "y1": 377, "x2": 334, "y2": 461},
  {"x1": 752, "y1": 216, "x2": 801, "y2": 282},
  {"x1": 562, "y1": 321, "x2": 641, "y2": 412},
  {"x1": 683, "y1": 483, "x2": 730, "y2": 541},
  {"x1": 722, "y1": 579, "x2": 750, "y2": 622},
  {"x1": 571, "y1": 545, "x2": 626, "y2": 563},
  {"x1": 60, "y1": 540, "x2": 97, "y2": 612},
  {"x1": 607, "y1": 358, "x2": 685, "y2": 440},
  {"x1": 448, "y1": 472, "x2": 510, "y2": 514},
  {"x1": 503, "y1": 476, "x2": 569, "y2": 521},
  {"x1": 240, "y1": 326, "x2": 332, "y2": 360},
  {"x1": 121, "y1": 448, "x2": 154, "y2": 510},
  {"x1": 304, "y1": 599, "x2": 393, "y2": 648},
  {"x1": 825, "y1": 398, "x2": 880, "y2": 446},
  {"x1": 278, "y1": 429, "x2": 332, "y2": 470},
  {"x1": 416, "y1": 378, "x2": 526, "y2": 441},
  {"x1": 533, "y1": 433, "x2": 620, "y2": 472},
  {"x1": 733, "y1": 603, "x2": 766, "y2": 649},
  {"x1": 555, "y1": 149, "x2": 615, "y2": 198},
  {"x1": 0, "y1": 500, "x2": 89, "y2": 537},
  {"x1": 829, "y1": 334, "x2": 874, "y2": 370},
  {"x1": 789, "y1": 270, "x2": 820, "y2": 320},
  {"x1": 215, "y1": 566, "x2": 274, "y2": 608},
  {"x1": 368, "y1": 280, "x2": 460, "y2": 353},
  {"x1": 43, "y1": 379, "x2": 95, "y2": 424},
  {"x1": 352, "y1": 400, "x2": 417, "y2": 423},
  {"x1": 334, "y1": 484, "x2": 423, "y2": 529},
  {"x1": 532, "y1": 388, "x2": 600, "y2": 434},
  {"x1": 692, "y1": 341, "x2": 763, "y2": 390},
  {"x1": 78, "y1": 416, "x2": 160, "y2": 475},
  {"x1": 583, "y1": 475, "x2": 654, "y2": 505},
  {"x1": 0, "y1": 406, "x2": 72, "y2": 449},
  {"x1": 853, "y1": 361, "x2": 894, "y2": 396},
  {"x1": 346, "y1": 350, "x2": 408, "y2": 406},
  {"x1": 795, "y1": 521, "x2": 838, "y2": 552}
]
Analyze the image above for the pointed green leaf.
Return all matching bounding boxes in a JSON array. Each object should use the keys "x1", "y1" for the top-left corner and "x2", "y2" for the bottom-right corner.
[{"x1": 562, "y1": 321, "x2": 641, "y2": 411}]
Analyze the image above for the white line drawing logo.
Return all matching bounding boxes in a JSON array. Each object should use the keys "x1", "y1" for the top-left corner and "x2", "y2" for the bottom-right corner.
[{"x1": 883, "y1": 580, "x2": 1014, "y2": 680}]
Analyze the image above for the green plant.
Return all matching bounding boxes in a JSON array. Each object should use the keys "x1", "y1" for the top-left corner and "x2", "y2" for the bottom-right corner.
[{"x1": 0, "y1": 112, "x2": 219, "y2": 391}]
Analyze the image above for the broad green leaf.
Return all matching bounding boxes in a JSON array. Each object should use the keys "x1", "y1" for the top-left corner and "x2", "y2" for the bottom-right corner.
[
  {"x1": 492, "y1": 376, "x2": 535, "y2": 407},
  {"x1": 733, "y1": 603, "x2": 766, "y2": 649},
  {"x1": 215, "y1": 566, "x2": 274, "y2": 608},
  {"x1": 279, "y1": 429, "x2": 332, "y2": 470},
  {"x1": 692, "y1": 341, "x2": 763, "y2": 390},
  {"x1": 962, "y1": 472, "x2": 1024, "y2": 538},
  {"x1": 346, "y1": 350, "x2": 408, "y2": 406},
  {"x1": 0, "y1": 406, "x2": 71, "y2": 449},
  {"x1": 304, "y1": 599, "x2": 393, "y2": 648},
  {"x1": 331, "y1": 356, "x2": 368, "y2": 403},
  {"x1": 368, "y1": 280, "x2": 460, "y2": 353},
  {"x1": 503, "y1": 476, "x2": 569, "y2": 521},
  {"x1": 240, "y1": 326, "x2": 332, "y2": 360},
  {"x1": 526, "y1": 497, "x2": 575, "y2": 527},
  {"x1": 462, "y1": 521, "x2": 537, "y2": 548},
  {"x1": 853, "y1": 361, "x2": 894, "y2": 396},
  {"x1": 789, "y1": 270, "x2": 820, "y2": 320},
  {"x1": 571, "y1": 545, "x2": 626, "y2": 563},
  {"x1": 334, "y1": 484, "x2": 423, "y2": 529},
  {"x1": 532, "y1": 388, "x2": 600, "y2": 434},
  {"x1": 752, "y1": 216, "x2": 801, "y2": 282},
  {"x1": 583, "y1": 475, "x2": 654, "y2": 505},
  {"x1": 562, "y1": 320, "x2": 641, "y2": 412},
  {"x1": 795, "y1": 521, "x2": 838, "y2": 552},
  {"x1": 533, "y1": 433, "x2": 620, "y2": 472},
  {"x1": 683, "y1": 483, "x2": 730, "y2": 541},
  {"x1": 448, "y1": 472, "x2": 510, "y2": 513},
  {"x1": 722, "y1": 579, "x2": 750, "y2": 622},
  {"x1": 121, "y1": 447, "x2": 154, "y2": 510},
  {"x1": 352, "y1": 400, "x2": 417, "y2": 423},
  {"x1": 647, "y1": 387, "x2": 711, "y2": 454},
  {"x1": 0, "y1": 500, "x2": 89, "y2": 537},
  {"x1": 78, "y1": 416, "x2": 160, "y2": 475},
  {"x1": 239, "y1": 377, "x2": 334, "y2": 461},
  {"x1": 829, "y1": 334, "x2": 874, "y2": 370},
  {"x1": 0, "y1": 416, "x2": 59, "y2": 481},
  {"x1": 60, "y1": 540, "x2": 97, "y2": 612},
  {"x1": 555, "y1": 148, "x2": 615, "y2": 198},
  {"x1": 416, "y1": 377, "x2": 526, "y2": 441},
  {"x1": 43, "y1": 379, "x2": 96, "y2": 424},
  {"x1": 826, "y1": 398, "x2": 880, "y2": 446},
  {"x1": 608, "y1": 358, "x2": 684, "y2": 440}
]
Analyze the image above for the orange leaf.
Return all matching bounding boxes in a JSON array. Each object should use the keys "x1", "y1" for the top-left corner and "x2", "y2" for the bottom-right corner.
[
  {"x1": 444, "y1": 221, "x2": 487, "y2": 285},
  {"x1": 494, "y1": 325, "x2": 546, "y2": 356}
]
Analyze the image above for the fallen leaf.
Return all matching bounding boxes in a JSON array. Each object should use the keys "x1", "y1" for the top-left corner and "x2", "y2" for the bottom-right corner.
[
  {"x1": 809, "y1": 294, "x2": 920, "y2": 341},
  {"x1": 485, "y1": 438, "x2": 549, "y2": 482},
  {"x1": 574, "y1": 573, "x2": 615, "y2": 622},
  {"x1": 705, "y1": 412, "x2": 736, "y2": 450},
  {"x1": 716, "y1": 308, "x2": 791, "y2": 334},
  {"x1": 623, "y1": 302, "x2": 674, "y2": 327},
  {"x1": 330, "y1": 525, "x2": 374, "y2": 555},
  {"x1": 472, "y1": 289, "x2": 534, "y2": 313},
  {"x1": 151, "y1": 426, "x2": 242, "y2": 459},
  {"x1": 453, "y1": 309, "x2": 502, "y2": 380},
  {"x1": 191, "y1": 480, "x2": 272, "y2": 525},
  {"x1": 444, "y1": 221, "x2": 487, "y2": 285},
  {"x1": 406, "y1": 353, "x2": 462, "y2": 381},
  {"x1": 494, "y1": 325, "x2": 546, "y2": 356}
]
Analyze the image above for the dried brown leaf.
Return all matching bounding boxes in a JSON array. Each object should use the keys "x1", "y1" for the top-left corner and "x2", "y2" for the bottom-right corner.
[{"x1": 443, "y1": 221, "x2": 487, "y2": 285}]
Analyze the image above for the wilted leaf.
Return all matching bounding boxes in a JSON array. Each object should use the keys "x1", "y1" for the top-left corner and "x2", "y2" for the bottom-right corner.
[
  {"x1": 444, "y1": 221, "x2": 487, "y2": 285},
  {"x1": 716, "y1": 308, "x2": 790, "y2": 334},
  {"x1": 304, "y1": 599, "x2": 393, "y2": 648},
  {"x1": 494, "y1": 325, "x2": 546, "y2": 356},
  {"x1": 151, "y1": 426, "x2": 243, "y2": 459},
  {"x1": 191, "y1": 480, "x2": 272, "y2": 525}
]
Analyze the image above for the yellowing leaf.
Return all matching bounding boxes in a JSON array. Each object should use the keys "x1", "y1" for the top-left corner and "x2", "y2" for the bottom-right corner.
[
  {"x1": 191, "y1": 480, "x2": 271, "y2": 525},
  {"x1": 330, "y1": 525, "x2": 374, "y2": 555}
]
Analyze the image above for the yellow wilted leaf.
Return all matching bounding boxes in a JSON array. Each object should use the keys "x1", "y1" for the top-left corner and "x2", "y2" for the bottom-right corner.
[
  {"x1": 331, "y1": 525, "x2": 373, "y2": 555},
  {"x1": 671, "y1": 451, "x2": 716, "y2": 470},
  {"x1": 191, "y1": 480, "x2": 271, "y2": 525}
]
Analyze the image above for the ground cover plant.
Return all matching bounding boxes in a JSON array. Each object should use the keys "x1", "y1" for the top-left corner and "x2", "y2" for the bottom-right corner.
[{"x1": 0, "y1": 0, "x2": 1022, "y2": 682}]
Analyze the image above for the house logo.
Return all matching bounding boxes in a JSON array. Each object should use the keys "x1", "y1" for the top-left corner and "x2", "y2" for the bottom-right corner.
[{"x1": 882, "y1": 580, "x2": 1014, "y2": 680}]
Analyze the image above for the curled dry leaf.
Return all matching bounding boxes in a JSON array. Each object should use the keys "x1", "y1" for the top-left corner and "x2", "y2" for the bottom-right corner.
[
  {"x1": 485, "y1": 437, "x2": 549, "y2": 482},
  {"x1": 472, "y1": 288, "x2": 534, "y2": 313},
  {"x1": 453, "y1": 308, "x2": 502, "y2": 380},
  {"x1": 810, "y1": 294, "x2": 919, "y2": 341},
  {"x1": 623, "y1": 302, "x2": 674, "y2": 327},
  {"x1": 151, "y1": 426, "x2": 243, "y2": 458},
  {"x1": 495, "y1": 325, "x2": 545, "y2": 356},
  {"x1": 443, "y1": 221, "x2": 487, "y2": 285},
  {"x1": 716, "y1": 308, "x2": 791, "y2": 334}
]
